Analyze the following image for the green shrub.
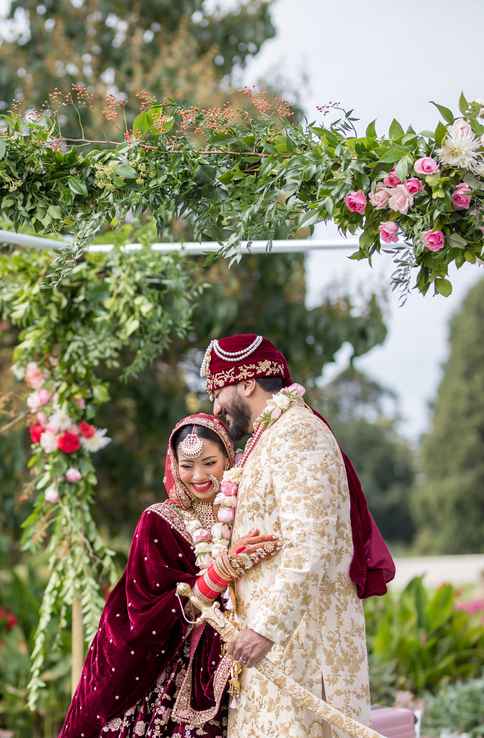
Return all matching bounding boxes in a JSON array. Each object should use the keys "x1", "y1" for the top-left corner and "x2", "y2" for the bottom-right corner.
[
  {"x1": 365, "y1": 576, "x2": 484, "y2": 698},
  {"x1": 422, "y1": 677, "x2": 484, "y2": 737}
]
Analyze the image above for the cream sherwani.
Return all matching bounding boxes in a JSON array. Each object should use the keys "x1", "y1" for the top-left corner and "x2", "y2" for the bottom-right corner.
[{"x1": 228, "y1": 401, "x2": 370, "y2": 738}]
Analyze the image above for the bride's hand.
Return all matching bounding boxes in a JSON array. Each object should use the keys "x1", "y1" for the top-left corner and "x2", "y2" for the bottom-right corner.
[{"x1": 229, "y1": 528, "x2": 281, "y2": 561}]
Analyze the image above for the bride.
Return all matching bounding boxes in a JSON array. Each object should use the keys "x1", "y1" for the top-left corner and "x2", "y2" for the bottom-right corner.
[{"x1": 58, "y1": 413, "x2": 280, "y2": 738}]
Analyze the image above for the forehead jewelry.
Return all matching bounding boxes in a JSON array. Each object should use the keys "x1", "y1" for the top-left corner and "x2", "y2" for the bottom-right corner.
[{"x1": 180, "y1": 430, "x2": 204, "y2": 458}]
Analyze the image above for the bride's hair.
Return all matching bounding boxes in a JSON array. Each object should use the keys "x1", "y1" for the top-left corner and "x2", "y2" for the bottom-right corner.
[{"x1": 172, "y1": 424, "x2": 227, "y2": 459}]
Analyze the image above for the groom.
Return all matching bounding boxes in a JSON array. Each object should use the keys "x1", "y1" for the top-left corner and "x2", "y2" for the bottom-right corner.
[{"x1": 200, "y1": 333, "x2": 394, "y2": 738}]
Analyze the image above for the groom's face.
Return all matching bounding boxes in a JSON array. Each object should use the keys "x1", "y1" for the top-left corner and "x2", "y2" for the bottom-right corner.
[{"x1": 213, "y1": 385, "x2": 251, "y2": 442}]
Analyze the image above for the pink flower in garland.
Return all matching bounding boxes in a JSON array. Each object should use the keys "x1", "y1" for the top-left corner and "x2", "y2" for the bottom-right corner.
[
  {"x1": 45, "y1": 486, "x2": 60, "y2": 503},
  {"x1": 379, "y1": 221, "x2": 399, "y2": 243},
  {"x1": 79, "y1": 421, "x2": 96, "y2": 438},
  {"x1": 29, "y1": 422, "x2": 45, "y2": 444},
  {"x1": 451, "y1": 182, "x2": 472, "y2": 210},
  {"x1": 388, "y1": 184, "x2": 414, "y2": 214},
  {"x1": 57, "y1": 431, "x2": 81, "y2": 454},
  {"x1": 405, "y1": 177, "x2": 424, "y2": 195},
  {"x1": 414, "y1": 157, "x2": 439, "y2": 175},
  {"x1": 40, "y1": 430, "x2": 58, "y2": 453},
  {"x1": 27, "y1": 388, "x2": 51, "y2": 412},
  {"x1": 65, "y1": 467, "x2": 82, "y2": 483},
  {"x1": 25, "y1": 362, "x2": 45, "y2": 389},
  {"x1": 422, "y1": 230, "x2": 445, "y2": 252},
  {"x1": 383, "y1": 169, "x2": 401, "y2": 187},
  {"x1": 344, "y1": 190, "x2": 367, "y2": 215},
  {"x1": 369, "y1": 186, "x2": 391, "y2": 210}
]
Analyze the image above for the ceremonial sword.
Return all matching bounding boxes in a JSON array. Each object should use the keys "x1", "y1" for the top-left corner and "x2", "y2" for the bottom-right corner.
[{"x1": 177, "y1": 582, "x2": 384, "y2": 738}]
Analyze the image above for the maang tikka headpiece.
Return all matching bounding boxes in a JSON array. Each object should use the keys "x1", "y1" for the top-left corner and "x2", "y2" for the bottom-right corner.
[{"x1": 180, "y1": 430, "x2": 204, "y2": 458}]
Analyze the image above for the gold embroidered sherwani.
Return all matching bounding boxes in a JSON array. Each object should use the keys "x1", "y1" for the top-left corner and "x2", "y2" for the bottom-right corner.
[{"x1": 228, "y1": 401, "x2": 370, "y2": 738}]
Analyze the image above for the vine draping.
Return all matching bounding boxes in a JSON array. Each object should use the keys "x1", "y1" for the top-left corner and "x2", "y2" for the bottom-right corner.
[{"x1": 0, "y1": 90, "x2": 483, "y2": 707}]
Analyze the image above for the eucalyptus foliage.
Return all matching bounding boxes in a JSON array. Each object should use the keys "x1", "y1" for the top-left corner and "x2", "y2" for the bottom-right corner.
[
  {"x1": 0, "y1": 93, "x2": 482, "y2": 296},
  {"x1": 0, "y1": 247, "x2": 198, "y2": 707}
]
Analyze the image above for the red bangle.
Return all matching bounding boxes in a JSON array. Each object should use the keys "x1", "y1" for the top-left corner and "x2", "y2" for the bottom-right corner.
[
  {"x1": 235, "y1": 546, "x2": 247, "y2": 554},
  {"x1": 207, "y1": 564, "x2": 230, "y2": 587},
  {"x1": 196, "y1": 577, "x2": 219, "y2": 601}
]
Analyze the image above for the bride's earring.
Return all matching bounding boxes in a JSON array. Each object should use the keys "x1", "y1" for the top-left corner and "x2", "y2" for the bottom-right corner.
[{"x1": 209, "y1": 475, "x2": 220, "y2": 493}]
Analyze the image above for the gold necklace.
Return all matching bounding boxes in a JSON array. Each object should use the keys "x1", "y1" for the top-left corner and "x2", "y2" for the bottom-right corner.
[{"x1": 191, "y1": 498, "x2": 216, "y2": 529}]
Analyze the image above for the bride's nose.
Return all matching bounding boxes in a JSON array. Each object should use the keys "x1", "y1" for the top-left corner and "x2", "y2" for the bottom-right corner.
[{"x1": 192, "y1": 468, "x2": 207, "y2": 482}]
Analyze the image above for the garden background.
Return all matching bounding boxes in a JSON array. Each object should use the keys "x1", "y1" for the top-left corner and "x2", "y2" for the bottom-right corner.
[{"x1": 0, "y1": 1, "x2": 483, "y2": 736}]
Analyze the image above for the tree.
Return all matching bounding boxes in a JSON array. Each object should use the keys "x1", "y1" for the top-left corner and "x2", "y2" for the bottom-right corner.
[
  {"x1": 0, "y1": 0, "x2": 275, "y2": 133},
  {"x1": 412, "y1": 278, "x2": 484, "y2": 554},
  {"x1": 318, "y1": 367, "x2": 416, "y2": 545}
]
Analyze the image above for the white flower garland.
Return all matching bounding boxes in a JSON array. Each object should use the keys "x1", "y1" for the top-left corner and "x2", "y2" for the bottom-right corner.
[{"x1": 183, "y1": 383, "x2": 306, "y2": 573}]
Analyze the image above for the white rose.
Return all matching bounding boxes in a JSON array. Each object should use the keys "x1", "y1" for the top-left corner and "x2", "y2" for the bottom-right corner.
[
  {"x1": 211, "y1": 523, "x2": 225, "y2": 539},
  {"x1": 40, "y1": 430, "x2": 58, "y2": 453},
  {"x1": 272, "y1": 393, "x2": 290, "y2": 410},
  {"x1": 81, "y1": 428, "x2": 111, "y2": 452}
]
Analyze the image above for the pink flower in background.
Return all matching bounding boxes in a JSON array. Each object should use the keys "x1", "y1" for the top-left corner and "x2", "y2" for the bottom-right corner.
[
  {"x1": 383, "y1": 169, "x2": 401, "y2": 187},
  {"x1": 57, "y1": 431, "x2": 81, "y2": 454},
  {"x1": 75, "y1": 396, "x2": 86, "y2": 409},
  {"x1": 379, "y1": 221, "x2": 399, "y2": 243},
  {"x1": 79, "y1": 421, "x2": 96, "y2": 438},
  {"x1": 40, "y1": 430, "x2": 57, "y2": 453},
  {"x1": 45, "y1": 486, "x2": 60, "y2": 503},
  {"x1": 451, "y1": 182, "x2": 472, "y2": 210},
  {"x1": 65, "y1": 467, "x2": 82, "y2": 483},
  {"x1": 29, "y1": 423, "x2": 45, "y2": 444},
  {"x1": 369, "y1": 186, "x2": 391, "y2": 209},
  {"x1": 405, "y1": 177, "x2": 424, "y2": 195},
  {"x1": 422, "y1": 229, "x2": 445, "y2": 251},
  {"x1": 414, "y1": 157, "x2": 439, "y2": 175},
  {"x1": 344, "y1": 190, "x2": 367, "y2": 215},
  {"x1": 456, "y1": 598, "x2": 484, "y2": 615},
  {"x1": 25, "y1": 362, "x2": 45, "y2": 389},
  {"x1": 388, "y1": 184, "x2": 414, "y2": 214},
  {"x1": 27, "y1": 389, "x2": 51, "y2": 412}
]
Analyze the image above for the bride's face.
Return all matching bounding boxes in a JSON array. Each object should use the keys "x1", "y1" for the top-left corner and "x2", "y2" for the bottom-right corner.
[{"x1": 177, "y1": 439, "x2": 227, "y2": 503}]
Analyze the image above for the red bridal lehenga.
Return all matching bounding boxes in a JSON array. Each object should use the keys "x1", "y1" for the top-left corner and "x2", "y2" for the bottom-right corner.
[{"x1": 58, "y1": 414, "x2": 235, "y2": 738}]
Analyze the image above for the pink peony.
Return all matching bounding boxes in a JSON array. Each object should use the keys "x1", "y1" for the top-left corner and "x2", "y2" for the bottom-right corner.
[
  {"x1": 65, "y1": 467, "x2": 82, "y2": 483},
  {"x1": 369, "y1": 186, "x2": 390, "y2": 210},
  {"x1": 25, "y1": 362, "x2": 45, "y2": 389},
  {"x1": 344, "y1": 190, "x2": 367, "y2": 215},
  {"x1": 414, "y1": 157, "x2": 439, "y2": 175},
  {"x1": 388, "y1": 184, "x2": 414, "y2": 214},
  {"x1": 451, "y1": 182, "x2": 471, "y2": 210},
  {"x1": 422, "y1": 230, "x2": 445, "y2": 252},
  {"x1": 220, "y1": 480, "x2": 238, "y2": 496},
  {"x1": 383, "y1": 169, "x2": 401, "y2": 187},
  {"x1": 379, "y1": 221, "x2": 399, "y2": 244},
  {"x1": 57, "y1": 431, "x2": 81, "y2": 454},
  {"x1": 405, "y1": 177, "x2": 424, "y2": 195}
]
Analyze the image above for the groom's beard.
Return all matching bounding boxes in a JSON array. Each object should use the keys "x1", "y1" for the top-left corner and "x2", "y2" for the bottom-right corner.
[{"x1": 222, "y1": 395, "x2": 252, "y2": 442}]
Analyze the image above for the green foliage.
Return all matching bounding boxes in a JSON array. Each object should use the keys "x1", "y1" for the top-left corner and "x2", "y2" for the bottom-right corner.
[
  {"x1": 365, "y1": 577, "x2": 484, "y2": 698},
  {"x1": 422, "y1": 677, "x2": 484, "y2": 738},
  {"x1": 0, "y1": 96, "x2": 482, "y2": 296},
  {"x1": 0, "y1": 246, "x2": 198, "y2": 706},
  {"x1": 413, "y1": 278, "x2": 484, "y2": 554}
]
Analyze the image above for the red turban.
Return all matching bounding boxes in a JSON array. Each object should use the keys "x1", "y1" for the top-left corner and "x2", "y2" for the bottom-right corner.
[
  {"x1": 200, "y1": 333, "x2": 292, "y2": 398},
  {"x1": 200, "y1": 333, "x2": 395, "y2": 599}
]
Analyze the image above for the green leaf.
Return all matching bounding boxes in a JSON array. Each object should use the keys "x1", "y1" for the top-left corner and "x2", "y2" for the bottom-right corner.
[
  {"x1": 435, "y1": 277, "x2": 453, "y2": 297},
  {"x1": 274, "y1": 134, "x2": 289, "y2": 154},
  {"x1": 365, "y1": 120, "x2": 377, "y2": 138},
  {"x1": 47, "y1": 205, "x2": 62, "y2": 220},
  {"x1": 458, "y1": 91, "x2": 468, "y2": 115},
  {"x1": 389, "y1": 118, "x2": 404, "y2": 140},
  {"x1": 448, "y1": 233, "x2": 467, "y2": 250},
  {"x1": 124, "y1": 318, "x2": 140, "y2": 336},
  {"x1": 0, "y1": 139, "x2": 6, "y2": 159},
  {"x1": 380, "y1": 145, "x2": 408, "y2": 163},
  {"x1": 114, "y1": 164, "x2": 137, "y2": 179},
  {"x1": 395, "y1": 156, "x2": 411, "y2": 180},
  {"x1": 430, "y1": 101, "x2": 454, "y2": 124},
  {"x1": 67, "y1": 176, "x2": 88, "y2": 196},
  {"x1": 434, "y1": 121, "x2": 448, "y2": 146}
]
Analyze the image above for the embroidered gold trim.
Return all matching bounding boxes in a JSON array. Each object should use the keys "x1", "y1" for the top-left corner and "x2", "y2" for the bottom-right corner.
[
  {"x1": 207, "y1": 360, "x2": 285, "y2": 394},
  {"x1": 147, "y1": 501, "x2": 193, "y2": 546},
  {"x1": 171, "y1": 652, "x2": 232, "y2": 726}
]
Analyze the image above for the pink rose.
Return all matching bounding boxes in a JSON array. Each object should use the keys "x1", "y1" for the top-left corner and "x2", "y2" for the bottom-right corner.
[
  {"x1": 288, "y1": 383, "x2": 306, "y2": 397},
  {"x1": 45, "y1": 486, "x2": 60, "y2": 503},
  {"x1": 388, "y1": 184, "x2": 414, "y2": 214},
  {"x1": 344, "y1": 190, "x2": 367, "y2": 215},
  {"x1": 451, "y1": 182, "x2": 471, "y2": 210},
  {"x1": 369, "y1": 186, "x2": 390, "y2": 210},
  {"x1": 217, "y1": 507, "x2": 235, "y2": 524},
  {"x1": 221, "y1": 524, "x2": 232, "y2": 540},
  {"x1": 65, "y1": 467, "x2": 82, "y2": 483},
  {"x1": 220, "y1": 480, "x2": 238, "y2": 496},
  {"x1": 193, "y1": 529, "x2": 211, "y2": 544},
  {"x1": 25, "y1": 362, "x2": 45, "y2": 389},
  {"x1": 422, "y1": 230, "x2": 445, "y2": 252},
  {"x1": 379, "y1": 221, "x2": 399, "y2": 244},
  {"x1": 414, "y1": 157, "x2": 439, "y2": 175},
  {"x1": 27, "y1": 389, "x2": 51, "y2": 412},
  {"x1": 405, "y1": 177, "x2": 424, "y2": 195},
  {"x1": 383, "y1": 169, "x2": 401, "y2": 187}
]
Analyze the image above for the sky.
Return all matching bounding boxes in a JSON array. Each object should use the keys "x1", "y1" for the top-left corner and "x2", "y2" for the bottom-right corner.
[
  {"x1": 1, "y1": 0, "x2": 483, "y2": 437},
  {"x1": 239, "y1": 0, "x2": 484, "y2": 439}
]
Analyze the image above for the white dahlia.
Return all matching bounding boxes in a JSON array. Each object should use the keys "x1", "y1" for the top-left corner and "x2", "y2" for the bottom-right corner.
[{"x1": 438, "y1": 118, "x2": 481, "y2": 171}]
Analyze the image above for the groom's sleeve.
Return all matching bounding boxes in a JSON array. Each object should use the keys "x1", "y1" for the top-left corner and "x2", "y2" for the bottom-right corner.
[{"x1": 247, "y1": 412, "x2": 344, "y2": 646}]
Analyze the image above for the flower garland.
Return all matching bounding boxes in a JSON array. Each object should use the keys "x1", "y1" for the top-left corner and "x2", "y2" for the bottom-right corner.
[{"x1": 183, "y1": 383, "x2": 306, "y2": 572}]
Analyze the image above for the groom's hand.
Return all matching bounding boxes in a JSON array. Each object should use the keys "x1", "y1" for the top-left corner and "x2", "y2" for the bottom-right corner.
[{"x1": 227, "y1": 628, "x2": 273, "y2": 667}]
